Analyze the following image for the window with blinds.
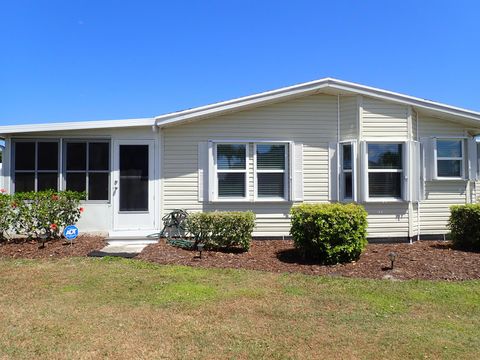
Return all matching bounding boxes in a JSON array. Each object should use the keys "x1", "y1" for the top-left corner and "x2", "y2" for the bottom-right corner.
[
  {"x1": 436, "y1": 139, "x2": 463, "y2": 178},
  {"x1": 255, "y1": 144, "x2": 287, "y2": 199},
  {"x1": 341, "y1": 143, "x2": 353, "y2": 200},
  {"x1": 367, "y1": 143, "x2": 403, "y2": 198},
  {"x1": 216, "y1": 144, "x2": 247, "y2": 198}
]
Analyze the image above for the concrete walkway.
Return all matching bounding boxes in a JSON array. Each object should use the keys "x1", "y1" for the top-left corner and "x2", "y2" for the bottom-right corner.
[{"x1": 89, "y1": 238, "x2": 158, "y2": 258}]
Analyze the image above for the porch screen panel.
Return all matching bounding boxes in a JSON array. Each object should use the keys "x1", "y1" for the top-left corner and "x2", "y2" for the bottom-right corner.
[
  {"x1": 65, "y1": 141, "x2": 110, "y2": 201},
  {"x1": 37, "y1": 142, "x2": 59, "y2": 191},
  {"x1": 119, "y1": 145, "x2": 149, "y2": 211},
  {"x1": 14, "y1": 141, "x2": 59, "y2": 192},
  {"x1": 14, "y1": 142, "x2": 35, "y2": 192}
]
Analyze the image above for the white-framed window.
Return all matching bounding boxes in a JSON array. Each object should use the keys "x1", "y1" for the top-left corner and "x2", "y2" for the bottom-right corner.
[
  {"x1": 435, "y1": 139, "x2": 464, "y2": 179},
  {"x1": 214, "y1": 143, "x2": 248, "y2": 200},
  {"x1": 254, "y1": 143, "x2": 288, "y2": 200},
  {"x1": 366, "y1": 142, "x2": 404, "y2": 200},
  {"x1": 206, "y1": 140, "x2": 301, "y2": 202},
  {"x1": 64, "y1": 140, "x2": 110, "y2": 201},
  {"x1": 340, "y1": 142, "x2": 356, "y2": 201},
  {"x1": 12, "y1": 139, "x2": 60, "y2": 192}
]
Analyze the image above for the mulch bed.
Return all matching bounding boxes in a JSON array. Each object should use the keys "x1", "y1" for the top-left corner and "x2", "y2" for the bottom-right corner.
[
  {"x1": 1, "y1": 236, "x2": 479, "y2": 280},
  {"x1": 138, "y1": 239, "x2": 480, "y2": 281},
  {"x1": 0, "y1": 236, "x2": 106, "y2": 259}
]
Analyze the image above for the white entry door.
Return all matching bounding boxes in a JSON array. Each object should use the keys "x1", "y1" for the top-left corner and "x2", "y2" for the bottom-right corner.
[{"x1": 113, "y1": 140, "x2": 155, "y2": 231}]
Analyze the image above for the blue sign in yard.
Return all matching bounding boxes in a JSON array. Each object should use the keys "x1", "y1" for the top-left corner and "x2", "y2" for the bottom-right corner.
[{"x1": 64, "y1": 225, "x2": 79, "y2": 241}]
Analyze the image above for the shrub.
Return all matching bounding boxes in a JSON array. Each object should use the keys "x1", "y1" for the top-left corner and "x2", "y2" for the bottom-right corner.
[
  {"x1": 290, "y1": 203, "x2": 368, "y2": 264},
  {"x1": 448, "y1": 204, "x2": 480, "y2": 250},
  {"x1": 0, "y1": 191, "x2": 12, "y2": 240},
  {"x1": 11, "y1": 190, "x2": 85, "y2": 243},
  {"x1": 186, "y1": 211, "x2": 256, "y2": 251}
]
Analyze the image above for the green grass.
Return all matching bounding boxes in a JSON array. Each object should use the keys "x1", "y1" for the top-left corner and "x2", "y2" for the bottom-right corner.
[{"x1": 0, "y1": 258, "x2": 479, "y2": 359}]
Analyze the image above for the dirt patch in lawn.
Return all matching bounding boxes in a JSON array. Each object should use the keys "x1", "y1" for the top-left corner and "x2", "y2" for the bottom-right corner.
[
  {"x1": 0, "y1": 236, "x2": 106, "y2": 259},
  {"x1": 138, "y1": 239, "x2": 480, "y2": 281}
]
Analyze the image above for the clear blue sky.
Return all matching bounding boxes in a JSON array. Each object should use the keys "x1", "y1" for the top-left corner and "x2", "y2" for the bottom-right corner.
[{"x1": 1, "y1": 0, "x2": 479, "y2": 125}]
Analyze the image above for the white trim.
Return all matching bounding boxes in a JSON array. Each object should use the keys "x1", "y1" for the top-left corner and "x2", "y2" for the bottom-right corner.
[{"x1": 357, "y1": 95, "x2": 363, "y2": 140}]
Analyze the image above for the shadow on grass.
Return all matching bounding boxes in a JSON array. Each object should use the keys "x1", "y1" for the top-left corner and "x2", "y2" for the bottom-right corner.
[{"x1": 276, "y1": 248, "x2": 322, "y2": 265}]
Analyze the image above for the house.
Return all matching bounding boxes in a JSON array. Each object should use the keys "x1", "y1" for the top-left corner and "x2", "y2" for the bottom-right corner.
[{"x1": 0, "y1": 78, "x2": 479, "y2": 241}]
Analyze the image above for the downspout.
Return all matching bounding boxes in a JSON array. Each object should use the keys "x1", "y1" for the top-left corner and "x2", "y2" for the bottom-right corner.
[
  {"x1": 416, "y1": 111, "x2": 421, "y2": 241},
  {"x1": 0, "y1": 143, "x2": 4, "y2": 190},
  {"x1": 407, "y1": 107, "x2": 413, "y2": 243},
  {"x1": 337, "y1": 95, "x2": 340, "y2": 200}
]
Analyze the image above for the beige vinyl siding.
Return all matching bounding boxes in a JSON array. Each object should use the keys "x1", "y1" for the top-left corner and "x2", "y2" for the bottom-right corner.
[
  {"x1": 339, "y1": 96, "x2": 357, "y2": 140},
  {"x1": 162, "y1": 94, "x2": 338, "y2": 237},
  {"x1": 360, "y1": 96, "x2": 410, "y2": 238},
  {"x1": 364, "y1": 203, "x2": 409, "y2": 238},
  {"x1": 362, "y1": 97, "x2": 409, "y2": 138},
  {"x1": 418, "y1": 115, "x2": 471, "y2": 235}
]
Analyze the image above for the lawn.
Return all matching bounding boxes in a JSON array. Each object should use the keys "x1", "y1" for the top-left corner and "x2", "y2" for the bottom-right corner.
[{"x1": 0, "y1": 258, "x2": 479, "y2": 359}]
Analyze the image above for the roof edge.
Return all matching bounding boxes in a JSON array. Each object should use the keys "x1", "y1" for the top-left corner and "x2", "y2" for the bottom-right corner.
[
  {"x1": 155, "y1": 78, "x2": 480, "y2": 127},
  {"x1": 0, "y1": 117, "x2": 155, "y2": 136}
]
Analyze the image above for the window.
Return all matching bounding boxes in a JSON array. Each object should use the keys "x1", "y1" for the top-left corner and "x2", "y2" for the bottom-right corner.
[
  {"x1": 13, "y1": 140, "x2": 59, "y2": 192},
  {"x1": 255, "y1": 144, "x2": 287, "y2": 199},
  {"x1": 367, "y1": 143, "x2": 403, "y2": 199},
  {"x1": 65, "y1": 141, "x2": 110, "y2": 201},
  {"x1": 341, "y1": 143, "x2": 353, "y2": 200},
  {"x1": 436, "y1": 139, "x2": 463, "y2": 178},
  {"x1": 215, "y1": 144, "x2": 247, "y2": 199}
]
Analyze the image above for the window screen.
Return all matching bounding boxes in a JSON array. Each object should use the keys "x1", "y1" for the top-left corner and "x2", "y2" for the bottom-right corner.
[
  {"x1": 256, "y1": 144, "x2": 286, "y2": 198},
  {"x1": 437, "y1": 139, "x2": 463, "y2": 178},
  {"x1": 367, "y1": 143, "x2": 403, "y2": 198},
  {"x1": 216, "y1": 144, "x2": 247, "y2": 198}
]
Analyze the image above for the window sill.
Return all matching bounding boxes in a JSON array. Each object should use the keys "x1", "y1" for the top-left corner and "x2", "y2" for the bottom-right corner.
[
  {"x1": 433, "y1": 177, "x2": 466, "y2": 181},
  {"x1": 365, "y1": 198, "x2": 406, "y2": 203},
  {"x1": 209, "y1": 198, "x2": 291, "y2": 204},
  {"x1": 211, "y1": 198, "x2": 250, "y2": 203},
  {"x1": 254, "y1": 198, "x2": 291, "y2": 203}
]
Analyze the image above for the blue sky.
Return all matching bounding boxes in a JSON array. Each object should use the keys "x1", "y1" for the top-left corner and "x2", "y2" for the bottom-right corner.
[{"x1": 1, "y1": 0, "x2": 479, "y2": 125}]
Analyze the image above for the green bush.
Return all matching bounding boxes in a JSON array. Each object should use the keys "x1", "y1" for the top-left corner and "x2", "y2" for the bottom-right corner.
[
  {"x1": 186, "y1": 211, "x2": 256, "y2": 251},
  {"x1": 448, "y1": 204, "x2": 480, "y2": 250},
  {"x1": 290, "y1": 203, "x2": 368, "y2": 264},
  {"x1": 12, "y1": 190, "x2": 85, "y2": 241},
  {"x1": 0, "y1": 191, "x2": 12, "y2": 240}
]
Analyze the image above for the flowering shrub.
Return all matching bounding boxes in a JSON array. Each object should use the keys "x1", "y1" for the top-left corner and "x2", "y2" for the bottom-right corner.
[
  {"x1": 0, "y1": 190, "x2": 85, "y2": 244},
  {"x1": 0, "y1": 191, "x2": 12, "y2": 240},
  {"x1": 12, "y1": 190, "x2": 85, "y2": 241}
]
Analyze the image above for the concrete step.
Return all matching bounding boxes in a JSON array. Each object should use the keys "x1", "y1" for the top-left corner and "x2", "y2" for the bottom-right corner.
[
  {"x1": 107, "y1": 238, "x2": 159, "y2": 246},
  {"x1": 108, "y1": 230, "x2": 161, "y2": 238}
]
